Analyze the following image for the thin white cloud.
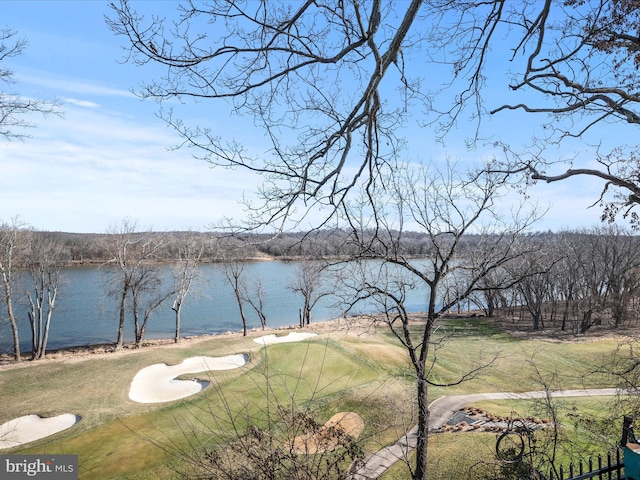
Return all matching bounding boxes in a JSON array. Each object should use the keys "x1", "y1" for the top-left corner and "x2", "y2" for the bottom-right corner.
[
  {"x1": 64, "y1": 98, "x2": 100, "y2": 109},
  {"x1": 15, "y1": 70, "x2": 135, "y2": 99}
]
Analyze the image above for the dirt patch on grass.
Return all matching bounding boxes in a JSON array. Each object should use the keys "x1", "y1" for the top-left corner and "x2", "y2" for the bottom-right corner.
[{"x1": 290, "y1": 411, "x2": 365, "y2": 454}]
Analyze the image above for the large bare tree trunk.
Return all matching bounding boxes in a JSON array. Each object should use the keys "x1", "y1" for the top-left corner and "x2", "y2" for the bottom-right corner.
[
  {"x1": 414, "y1": 375, "x2": 429, "y2": 480},
  {"x1": 3, "y1": 289, "x2": 20, "y2": 362},
  {"x1": 116, "y1": 287, "x2": 127, "y2": 349},
  {"x1": 40, "y1": 297, "x2": 55, "y2": 360},
  {"x1": 232, "y1": 278, "x2": 248, "y2": 337},
  {"x1": 172, "y1": 298, "x2": 182, "y2": 343}
]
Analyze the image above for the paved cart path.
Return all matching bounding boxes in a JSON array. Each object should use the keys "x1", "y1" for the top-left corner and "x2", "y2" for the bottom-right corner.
[{"x1": 349, "y1": 388, "x2": 621, "y2": 479}]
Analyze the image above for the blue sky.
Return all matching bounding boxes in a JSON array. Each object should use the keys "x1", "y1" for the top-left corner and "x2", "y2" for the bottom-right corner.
[{"x1": 0, "y1": 1, "x2": 609, "y2": 233}]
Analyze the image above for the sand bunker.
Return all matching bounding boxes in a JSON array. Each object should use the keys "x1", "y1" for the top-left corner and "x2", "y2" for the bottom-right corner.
[
  {"x1": 129, "y1": 354, "x2": 249, "y2": 404},
  {"x1": 0, "y1": 414, "x2": 80, "y2": 449},
  {"x1": 130, "y1": 332, "x2": 318, "y2": 404},
  {"x1": 291, "y1": 412, "x2": 365, "y2": 454},
  {"x1": 253, "y1": 332, "x2": 318, "y2": 345}
]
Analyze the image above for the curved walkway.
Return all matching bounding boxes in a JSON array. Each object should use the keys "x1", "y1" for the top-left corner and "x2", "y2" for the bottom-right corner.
[{"x1": 350, "y1": 388, "x2": 621, "y2": 479}]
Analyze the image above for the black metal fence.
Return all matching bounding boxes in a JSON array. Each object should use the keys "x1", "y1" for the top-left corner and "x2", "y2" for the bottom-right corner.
[{"x1": 545, "y1": 450, "x2": 624, "y2": 480}]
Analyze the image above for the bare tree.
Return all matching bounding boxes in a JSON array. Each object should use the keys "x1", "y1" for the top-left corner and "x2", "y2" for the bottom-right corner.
[
  {"x1": 242, "y1": 275, "x2": 267, "y2": 330},
  {"x1": 106, "y1": 4, "x2": 555, "y2": 478},
  {"x1": 212, "y1": 235, "x2": 271, "y2": 336},
  {"x1": 0, "y1": 217, "x2": 27, "y2": 361},
  {"x1": 171, "y1": 232, "x2": 204, "y2": 343},
  {"x1": 288, "y1": 261, "x2": 331, "y2": 327},
  {"x1": 24, "y1": 231, "x2": 66, "y2": 360},
  {"x1": 0, "y1": 27, "x2": 60, "y2": 140},
  {"x1": 103, "y1": 219, "x2": 169, "y2": 349},
  {"x1": 581, "y1": 225, "x2": 640, "y2": 330},
  {"x1": 333, "y1": 164, "x2": 541, "y2": 479},
  {"x1": 468, "y1": 266, "x2": 511, "y2": 319},
  {"x1": 551, "y1": 231, "x2": 587, "y2": 332},
  {"x1": 220, "y1": 261, "x2": 250, "y2": 336},
  {"x1": 130, "y1": 262, "x2": 174, "y2": 348},
  {"x1": 506, "y1": 247, "x2": 560, "y2": 332}
]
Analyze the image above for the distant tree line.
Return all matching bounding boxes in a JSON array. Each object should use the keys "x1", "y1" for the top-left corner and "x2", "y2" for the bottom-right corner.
[
  {"x1": 474, "y1": 225, "x2": 640, "y2": 334},
  {"x1": 8, "y1": 226, "x2": 583, "y2": 264},
  {"x1": 40, "y1": 228, "x2": 446, "y2": 264},
  {"x1": 2, "y1": 218, "x2": 640, "y2": 362}
]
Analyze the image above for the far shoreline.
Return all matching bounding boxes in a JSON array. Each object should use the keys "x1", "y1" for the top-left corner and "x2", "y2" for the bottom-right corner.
[
  {"x1": 0, "y1": 314, "x2": 391, "y2": 368},
  {"x1": 2, "y1": 310, "x2": 626, "y2": 368}
]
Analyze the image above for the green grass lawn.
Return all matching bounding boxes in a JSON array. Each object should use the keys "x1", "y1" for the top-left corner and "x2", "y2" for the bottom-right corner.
[{"x1": 0, "y1": 319, "x2": 630, "y2": 479}]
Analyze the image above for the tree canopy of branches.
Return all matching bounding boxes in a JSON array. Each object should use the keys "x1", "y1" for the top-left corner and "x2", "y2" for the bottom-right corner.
[
  {"x1": 0, "y1": 27, "x2": 60, "y2": 141},
  {"x1": 107, "y1": 0, "x2": 431, "y2": 230},
  {"x1": 108, "y1": 1, "x2": 640, "y2": 230},
  {"x1": 486, "y1": 1, "x2": 640, "y2": 226}
]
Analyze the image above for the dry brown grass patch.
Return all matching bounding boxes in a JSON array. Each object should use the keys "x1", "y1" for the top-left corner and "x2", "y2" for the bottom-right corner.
[
  {"x1": 290, "y1": 412, "x2": 365, "y2": 454},
  {"x1": 351, "y1": 343, "x2": 407, "y2": 366}
]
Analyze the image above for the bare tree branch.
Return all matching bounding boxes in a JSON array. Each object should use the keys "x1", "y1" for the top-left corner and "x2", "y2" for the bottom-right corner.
[{"x1": 0, "y1": 27, "x2": 61, "y2": 141}]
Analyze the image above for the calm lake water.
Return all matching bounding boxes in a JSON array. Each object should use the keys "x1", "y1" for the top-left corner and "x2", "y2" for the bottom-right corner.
[{"x1": 0, "y1": 261, "x2": 430, "y2": 354}]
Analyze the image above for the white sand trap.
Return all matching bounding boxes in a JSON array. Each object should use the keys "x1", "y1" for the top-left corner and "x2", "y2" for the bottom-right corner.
[
  {"x1": 253, "y1": 332, "x2": 318, "y2": 345},
  {"x1": 129, "y1": 354, "x2": 248, "y2": 404},
  {"x1": 0, "y1": 414, "x2": 80, "y2": 449}
]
